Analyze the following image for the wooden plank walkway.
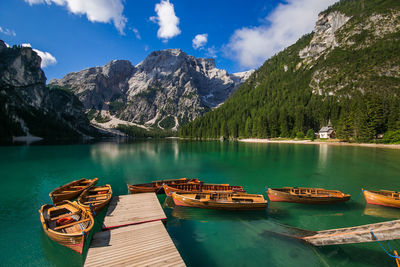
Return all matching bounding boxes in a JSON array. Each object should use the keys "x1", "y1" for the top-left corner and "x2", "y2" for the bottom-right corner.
[
  {"x1": 84, "y1": 193, "x2": 185, "y2": 266},
  {"x1": 103, "y1": 193, "x2": 167, "y2": 230},
  {"x1": 85, "y1": 221, "x2": 185, "y2": 267},
  {"x1": 302, "y1": 219, "x2": 400, "y2": 246}
]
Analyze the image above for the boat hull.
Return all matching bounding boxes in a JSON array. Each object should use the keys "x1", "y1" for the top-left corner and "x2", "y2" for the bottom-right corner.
[
  {"x1": 267, "y1": 188, "x2": 351, "y2": 204},
  {"x1": 128, "y1": 178, "x2": 201, "y2": 194},
  {"x1": 172, "y1": 193, "x2": 268, "y2": 210},
  {"x1": 50, "y1": 178, "x2": 98, "y2": 204},
  {"x1": 39, "y1": 201, "x2": 94, "y2": 254},
  {"x1": 363, "y1": 190, "x2": 400, "y2": 208},
  {"x1": 42, "y1": 226, "x2": 87, "y2": 254},
  {"x1": 77, "y1": 184, "x2": 113, "y2": 215}
]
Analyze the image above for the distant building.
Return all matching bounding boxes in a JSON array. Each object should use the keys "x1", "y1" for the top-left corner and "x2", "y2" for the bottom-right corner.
[{"x1": 318, "y1": 120, "x2": 335, "y2": 139}]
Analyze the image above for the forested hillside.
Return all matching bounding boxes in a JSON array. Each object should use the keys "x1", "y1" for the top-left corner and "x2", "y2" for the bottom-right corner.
[{"x1": 180, "y1": 0, "x2": 400, "y2": 143}]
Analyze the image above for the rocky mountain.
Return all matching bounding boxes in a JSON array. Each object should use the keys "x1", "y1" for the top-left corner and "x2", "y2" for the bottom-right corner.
[
  {"x1": 180, "y1": 0, "x2": 400, "y2": 142},
  {"x1": 0, "y1": 40, "x2": 100, "y2": 141},
  {"x1": 50, "y1": 49, "x2": 253, "y2": 130}
]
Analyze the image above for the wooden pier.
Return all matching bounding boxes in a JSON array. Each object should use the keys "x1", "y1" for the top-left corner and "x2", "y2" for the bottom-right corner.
[
  {"x1": 85, "y1": 193, "x2": 185, "y2": 266},
  {"x1": 302, "y1": 219, "x2": 400, "y2": 246},
  {"x1": 103, "y1": 193, "x2": 167, "y2": 230}
]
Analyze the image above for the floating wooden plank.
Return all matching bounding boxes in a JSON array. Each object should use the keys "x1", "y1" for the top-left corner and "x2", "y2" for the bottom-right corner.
[
  {"x1": 103, "y1": 193, "x2": 167, "y2": 230},
  {"x1": 85, "y1": 221, "x2": 185, "y2": 267},
  {"x1": 302, "y1": 219, "x2": 400, "y2": 246}
]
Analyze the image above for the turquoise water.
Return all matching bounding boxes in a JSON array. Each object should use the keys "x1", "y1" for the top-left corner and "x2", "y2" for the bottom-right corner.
[{"x1": 0, "y1": 140, "x2": 399, "y2": 266}]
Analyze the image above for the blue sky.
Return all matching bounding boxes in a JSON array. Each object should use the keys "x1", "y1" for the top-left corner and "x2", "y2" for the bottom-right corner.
[{"x1": 0, "y1": 0, "x2": 337, "y2": 81}]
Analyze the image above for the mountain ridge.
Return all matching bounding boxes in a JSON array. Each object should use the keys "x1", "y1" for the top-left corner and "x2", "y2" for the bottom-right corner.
[
  {"x1": 50, "y1": 49, "x2": 254, "y2": 130},
  {"x1": 0, "y1": 40, "x2": 102, "y2": 141}
]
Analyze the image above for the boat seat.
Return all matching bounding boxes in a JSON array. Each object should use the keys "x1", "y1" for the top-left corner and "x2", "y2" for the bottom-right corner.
[{"x1": 51, "y1": 212, "x2": 79, "y2": 221}]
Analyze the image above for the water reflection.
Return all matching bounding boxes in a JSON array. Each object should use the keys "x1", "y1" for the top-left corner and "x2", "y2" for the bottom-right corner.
[
  {"x1": 363, "y1": 204, "x2": 400, "y2": 219},
  {"x1": 318, "y1": 144, "x2": 329, "y2": 170}
]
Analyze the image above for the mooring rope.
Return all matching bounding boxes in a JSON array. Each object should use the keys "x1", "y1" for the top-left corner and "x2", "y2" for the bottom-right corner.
[
  {"x1": 257, "y1": 186, "x2": 269, "y2": 195},
  {"x1": 352, "y1": 189, "x2": 365, "y2": 201},
  {"x1": 370, "y1": 229, "x2": 400, "y2": 259}
]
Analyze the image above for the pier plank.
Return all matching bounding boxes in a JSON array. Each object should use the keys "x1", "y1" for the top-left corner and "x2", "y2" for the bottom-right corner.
[
  {"x1": 103, "y1": 193, "x2": 167, "y2": 229},
  {"x1": 85, "y1": 221, "x2": 185, "y2": 267},
  {"x1": 85, "y1": 193, "x2": 184, "y2": 266}
]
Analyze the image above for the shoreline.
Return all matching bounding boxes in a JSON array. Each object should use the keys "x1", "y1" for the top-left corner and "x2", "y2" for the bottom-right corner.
[{"x1": 239, "y1": 138, "x2": 400, "y2": 150}]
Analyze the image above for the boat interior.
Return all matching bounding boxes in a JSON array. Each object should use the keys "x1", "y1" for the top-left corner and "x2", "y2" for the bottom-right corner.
[
  {"x1": 183, "y1": 193, "x2": 265, "y2": 203},
  {"x1": 373, "y1": 190, "x2": 400, "y2": 200},
  {"x1": 53, "y1": 179, "x2": 94, "y2": 194},
  {"x1": 80, "y1": 187, "x2": 111, "y2": 204},
  {"x1": 277, "y1": 187, "x2": 346, "y2": 197},
  {"x1": 44, "y1": 205, "x2": 90, "y2": 234}
]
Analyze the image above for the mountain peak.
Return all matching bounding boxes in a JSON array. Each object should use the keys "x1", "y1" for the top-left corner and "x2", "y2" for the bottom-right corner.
[{"x1": 50, "y1": 49, "x2": 253, "y2": 130}]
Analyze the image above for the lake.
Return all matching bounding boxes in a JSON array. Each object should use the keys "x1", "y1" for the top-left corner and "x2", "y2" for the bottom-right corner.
[{"x1": 0, "y1": 140, "x2": 399, "y2": 266}]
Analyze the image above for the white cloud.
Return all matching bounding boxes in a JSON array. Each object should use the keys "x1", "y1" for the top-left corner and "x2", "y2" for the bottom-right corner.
[
  {"x1": 226, "y1": 0, "x2": 339, "y2": 68},
  {"x1": 24, "y1": 0, "x2": 127, "y2": 34},
  {"x1": 0, "y1": 26, "x2": 16, "y2": 36},
  {"x1": 20, "y1": 43, "x2": 57, "y2": 68},
  {"x1": 206, "y1": 46, "x2": 217, "y2": 58},
  {"x1": 34, "y1": 49, "x2": 57, "y2": 68},
  {"x1": 192, "y1": 33, "x2": 208, "y2": 49},
  {"x1": 150, "y1": 0, "x2": 181, "y2": 42},
  {"x1": 132, "y1": 27, "x2": 141, "y2": 40}
]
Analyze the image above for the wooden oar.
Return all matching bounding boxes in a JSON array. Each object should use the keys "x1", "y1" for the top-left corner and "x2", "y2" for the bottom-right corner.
[{"x1": 54, "y1": 218, "x2": 91, "y2": 230}]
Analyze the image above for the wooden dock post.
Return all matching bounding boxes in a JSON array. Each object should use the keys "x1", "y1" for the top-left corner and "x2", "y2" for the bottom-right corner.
[{"x1": 84, "y1": 193, "x2": 185, "y2": 266}]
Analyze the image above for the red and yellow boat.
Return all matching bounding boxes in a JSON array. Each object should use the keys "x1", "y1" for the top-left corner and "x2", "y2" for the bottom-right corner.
[
  {"x1": 171, "y1": 191, "x2": 268, "y2": 210},
  {"x1": 163, "y1": 183, "x2": 245, "y2": 197},
  {"x1": 49, "y1": 178, "x2": 98, "y2": 204},
  {"x1": 39, "y1": 200, "x2": 94, "y2": 254},
  {"x1": 267, "y1": 187, "x2": 351, "y2": 204},
  {"x1": 127, "y1": 178, "x2": 201, "y2": 194},
  {"x1": 363, "y1": 189, "x2": 400, "y2": 208}
]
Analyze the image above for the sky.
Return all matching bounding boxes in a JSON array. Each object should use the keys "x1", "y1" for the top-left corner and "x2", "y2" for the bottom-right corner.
[{"x1": 0, "y1": 0, "x2": 338, "y2": 81}]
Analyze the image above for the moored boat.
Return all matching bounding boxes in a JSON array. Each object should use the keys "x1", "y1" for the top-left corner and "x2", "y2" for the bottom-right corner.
[
  {"x1": 267, "y1": 187, "x2": 351, "y2": 204},
  {"x1": 163, "y1": 184, "x2": 245, "y2": 197},
  {"x1": 77, "y1": 184, "x2": 113, "y2": 215},
  {"x1": 171, "y1": 191, "x2": 268, "y2": 210},
  {"x1": 39, "y1": 200, "x2": 94, "y2": 254},
  {"x1": 362, "y1": 189, "x2": 400, "y2": 208},
  {"x1": 49, "y1": 178, "x2": 98, "y2": 204},
  {"x1": 127, "y1": 177, "x2": 201, "y2": 194}
]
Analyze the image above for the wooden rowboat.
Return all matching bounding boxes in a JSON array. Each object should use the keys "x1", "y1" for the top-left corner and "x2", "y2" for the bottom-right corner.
[
  {"x1": 39, "y1": 200, "x2": 94, "y2": 254},
  {"x1": 77, "y1": 184, "x2": 113, "y2": 215},
  {"x1": 163, "y1": 184, "x2": 245, "y2": 197},
  {"x1": 171, "y1": 191, "x2": 268, "y2": 210},
  {"x1": 128, "y1": 177, "x2": 201, "y2": 194},
  {"x1": 267, "y1": 187, "x2": 350, "y2": 204},
  {"x1": 49, "y1": 178, "x2": 98, "y2": 204},
  {"x1": 363, "y1": 189, "x2": 400, "y2": 208}
]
